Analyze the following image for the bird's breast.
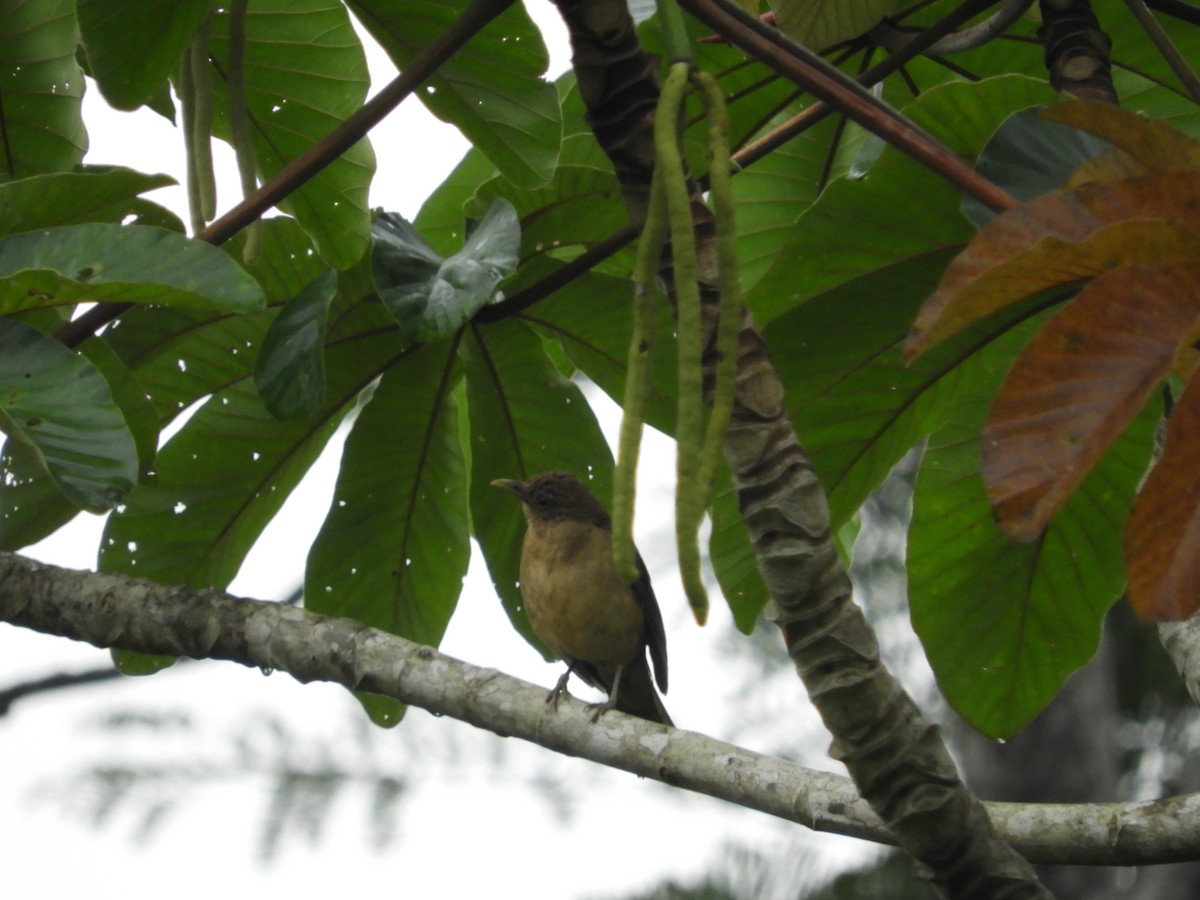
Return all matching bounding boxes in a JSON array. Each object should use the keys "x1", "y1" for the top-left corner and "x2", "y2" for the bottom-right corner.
[{"x1": 519, "y1": 520, "x2": 644, "y2": 673}]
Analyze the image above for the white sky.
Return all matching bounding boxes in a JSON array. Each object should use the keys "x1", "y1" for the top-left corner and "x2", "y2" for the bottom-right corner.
[{"x1": 0, "y1": 5, "x2": 867, "y2": 898}]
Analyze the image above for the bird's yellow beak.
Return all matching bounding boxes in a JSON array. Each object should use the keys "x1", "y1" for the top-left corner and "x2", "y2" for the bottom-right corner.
[{"x1": 490, "y1": 478, "x2": 520, "y2": 492}]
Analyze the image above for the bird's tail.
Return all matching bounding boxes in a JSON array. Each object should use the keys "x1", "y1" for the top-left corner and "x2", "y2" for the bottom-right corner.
[{"x1": 615, "y1": 654, "x2": 673, "y2": 726}]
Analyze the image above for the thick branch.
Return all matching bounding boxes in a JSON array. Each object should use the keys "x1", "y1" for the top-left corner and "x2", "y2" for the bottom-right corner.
[{"x1": 3, "y1": 551, "x2": 1199, "y2": 866}]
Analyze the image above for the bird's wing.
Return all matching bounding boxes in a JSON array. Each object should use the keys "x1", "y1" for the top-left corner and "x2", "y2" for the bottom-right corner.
[{"x1": 633, "y1": 549, "x2": 668, "y2": 693}]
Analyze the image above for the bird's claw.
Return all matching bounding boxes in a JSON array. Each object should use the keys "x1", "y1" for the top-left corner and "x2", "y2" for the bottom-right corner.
[
  {"x1": 545, "y1": 670, "x2": 572, "y2": 711},
  {"x1": 587, "y1": 696, "x2": 617, "y2": 723}
]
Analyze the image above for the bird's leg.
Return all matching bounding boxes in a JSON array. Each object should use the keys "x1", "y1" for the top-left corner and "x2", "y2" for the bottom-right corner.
[
  {"x1": 546, "y1": 666, "x2": 574, "y2": 710},
  {"x1": 588, "y1": 663, "x2": 626, "y2": 723}
]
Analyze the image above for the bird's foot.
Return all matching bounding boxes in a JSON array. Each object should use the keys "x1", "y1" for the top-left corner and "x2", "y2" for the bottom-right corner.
[
  {"x1": 545, "y1": 670, "x2": 572, "y2": 711},
  {"x1": 587, "y1": 695, "x2": 617, "y2": 724}
]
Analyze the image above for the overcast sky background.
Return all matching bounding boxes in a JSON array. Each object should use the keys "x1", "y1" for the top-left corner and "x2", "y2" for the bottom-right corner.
[{"x1": 0, "y1": 5, "x2": 870, "y2": 897}]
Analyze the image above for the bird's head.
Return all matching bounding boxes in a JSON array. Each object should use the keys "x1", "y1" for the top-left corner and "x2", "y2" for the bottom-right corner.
[{"x1": 491, "y1": 471, "x2": 610, "y2": 528}]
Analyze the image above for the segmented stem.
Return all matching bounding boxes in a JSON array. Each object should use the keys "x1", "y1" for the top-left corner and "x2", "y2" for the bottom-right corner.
[
  {"x1": 227, "y1": 0, "x2": 262, "y2": 263},
  {"x1": 692, "y1": 69, "x2": 739, "y2": 514},
  {"x1": 612, "y1": 168, "x2": 669, "y2": 583},
  {"x1": 189, "y1": 16, "x2": 217, "y2": 224}
]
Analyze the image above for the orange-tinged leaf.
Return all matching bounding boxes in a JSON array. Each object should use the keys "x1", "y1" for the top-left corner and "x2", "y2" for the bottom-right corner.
[
  {"x1": 1042, "y1": 99, "x2": 1200, "y2": 178},
  {"x1": 1125, "y1": 371, "x2": 1200, "y2": 620},
  {"x1": 983, "y1": 262, "x2": 1200, "y2": 541},
  {"x1": 907, "y1": 172, "x2": 1200, "y2": 359},
  {"x1": 1066, "y1": 146, "x2": 1150, "y2": 187},
  {"x1": 1174, "y1": 316, "x2": 1200, "y2": 381}
]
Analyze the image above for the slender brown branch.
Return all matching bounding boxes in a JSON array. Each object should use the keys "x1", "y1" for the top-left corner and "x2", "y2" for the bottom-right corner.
[
  {"x1": 735, "y1": 0, "x2": 1007, "y2": 170},
  {"x1": 1121, "y1": 0, "x2": 1200, "y2": 102},
  {"x1": 54, "y1": 0, "x2": 518, "y2": 349},
  {"x1": 678, "y1": 0, "x2": 1017, "y2": 213}
]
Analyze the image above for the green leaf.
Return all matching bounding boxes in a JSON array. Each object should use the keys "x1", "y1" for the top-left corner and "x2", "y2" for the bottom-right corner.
[
  {"x1": 373, "y1": 200, "x2": 519, "y2": 341},
  {"x1": 100, "y1": 297, "x2": 404, "y2": 589},
  {"x1": 710, "y1": 475, "x2": 769, "y2": 634},
  {"x1": 773, "y1": 0, "x2": 900, "y2": 50},
  {"x1": 77, "y1": 0, "x2": 211, "y2": 110},
  {"x1": 0, "y1": 443, "x2": 79, "y2": 550},
  {"x1": 749, "y1": 76, "x2": 1057, "y2": 322},
  {"x1": 254, "y1": 270, "x2": 336, "y2": 419},
  {"x1": 524, "y1": 261, "x2": 679, "y2": 435},
  {"x1": 471, "y1": 154, "x2": 625, "y2": 267},
  {"x1": 0, "y1": 0, "x2": 86, "y2": 176},
  {"x1": 413, "y1": 147, "x2": 499, "y2": 257},
  {"x1": 765, "y1": 251, "x2": 964, "y2": 528},
  {"x1": 0, "y1": 318, "x2": 137, "y2": 512},
  {"x1": 0, "y1": 224, "x2": 265, "y2": 316},
  {"x1": 205, "y1": 0, "x2": 375, "y2": 269},
  {"x1": 0, "y1": 168, "x2": 178, "y2": 236},
  {"x1": 104, "y1": 220, "x2": 330, "y2": 426},
  {"x1": 348, "y1": 0, "x2": 561, "y2": 189},
  {"x1": 461, "y1": 320, "x2": 614, "y2": 653},
  {"x1": 732, "y1": 113, "x2": 853, "y2": 296},
  {"x1": 79, "y1": 337, "x2": 159, "y2": 475},
  {"x1": 306, "y1": 340, "x2": 468, "y2": 726},
  {"x1": 908, "y1": 325, "x2": 1159, "y2": 738},
  {"x1": 963, "y1": 107, "x2": 1111, "y2": 227}
]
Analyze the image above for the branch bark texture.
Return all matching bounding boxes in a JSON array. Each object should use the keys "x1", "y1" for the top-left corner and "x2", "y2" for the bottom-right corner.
[{"x1": 3, "y1": 551, "x2": 1200, "y2": 867}]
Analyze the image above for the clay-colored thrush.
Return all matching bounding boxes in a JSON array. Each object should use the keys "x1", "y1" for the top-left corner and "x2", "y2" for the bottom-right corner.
[{"x1": 492, "y1": 471, "x2": 671, "y2": 726}]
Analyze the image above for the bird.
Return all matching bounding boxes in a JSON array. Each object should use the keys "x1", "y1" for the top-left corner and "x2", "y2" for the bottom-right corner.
[{"x1": 491, "y1": 471, "x2": 672, "y2": 726}]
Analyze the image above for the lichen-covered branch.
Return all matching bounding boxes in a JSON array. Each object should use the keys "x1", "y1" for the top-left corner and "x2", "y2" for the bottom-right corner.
[
  {"x1": 549, "y1": 1, "x2": 1047, "y2": 896},
  {"x1": 4, "y1": 551, "x2": 1200, "y2": 866}
]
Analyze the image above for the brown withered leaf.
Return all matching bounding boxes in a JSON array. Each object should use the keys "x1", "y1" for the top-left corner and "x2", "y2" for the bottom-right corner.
[
  {"x1": 1125, "y1": 371, "x2": 1200, "y2": 621},
  {"x1": 1042, "y1": 99, "x2": 1200, "y2": 180},
  {"x1": 984, "y1": 262, "x2": 1200, "y2": 541},
  {"x1": 907, "y1": 172, "x2": 1200, "y2": 359}
]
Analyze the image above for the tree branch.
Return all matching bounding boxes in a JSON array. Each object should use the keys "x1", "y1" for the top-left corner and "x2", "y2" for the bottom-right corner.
[{"x1": 3, "y1": 551, "x2": 1199, "y2": 866}]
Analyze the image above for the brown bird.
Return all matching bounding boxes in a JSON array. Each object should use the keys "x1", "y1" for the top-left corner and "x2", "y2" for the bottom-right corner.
[{"x1": 492, "y1": 471, "x2": 672, "y2": 726}]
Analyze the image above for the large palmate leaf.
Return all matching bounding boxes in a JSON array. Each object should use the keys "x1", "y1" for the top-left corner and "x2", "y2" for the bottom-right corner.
[
  {"x1": 461, "y1": 319, "x2": 614, "y2": 652},
  {"x1": 963, "y1": 107, "x2": 1111, "y2": 227},
  {"x1": 306, "y1": 340, "x2": 468, "y2": 726},
  {"x1": 748, "y1": 76, "x2": 1057, "y2": 323},
  {"x1": 0, "y1": 0, "x2": 86, "y2": 176},
  {"x1": 908, "y1": 324, "x2": 1159, "y2": 738},
  {"x1": 772, "y1": 0, "x2": 899, "y2": 50},
  {"x1": 203, "y1": 0, "x2": 375, "y2": 269},
  {"x1": 983, "y1": 263, "x2": 1200, "y2": 542},
  {"x1": 731, "y1": 113, "x2": 854, "y2": 296},
  {"x1": 0, "y1": 319, "x2": 137, "y2": 514},
  {"x1": 908, "y1": 179, "x2": 1200, "y2": 358},
  {"x1": 413, "y1": 147, "x2": 500, "y2": 258},
  {"x1": 0, "y1": 224, "x2": 265, "y2": 316},
  {"x1": 765, "y1": 251, "x2": 965, "y2": 529},
  {"x1": 100, "y1": 297, "x2": 404, "y2": 590},
  {"x1": 0, "y1": 168, "x2": 180, "y2": 236},
  {"x1": 522, "y1": 261, "x2": 680, "y2": 436},
  {"x1": 77, "y1": 0, "x2": 211, "y2": 110},
  {"x1": 104, "y1": 219, "x2": 330, "y2": 425},
  {"x1": 349, "y1": 0, "x2": 561, "y2": 190},
  {"x1": 1126, "y1": 374, "x2": 1200, "y2": 621},
  {"x1": 471, "y1": 154, "x2": 625, "y2": 268}
]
